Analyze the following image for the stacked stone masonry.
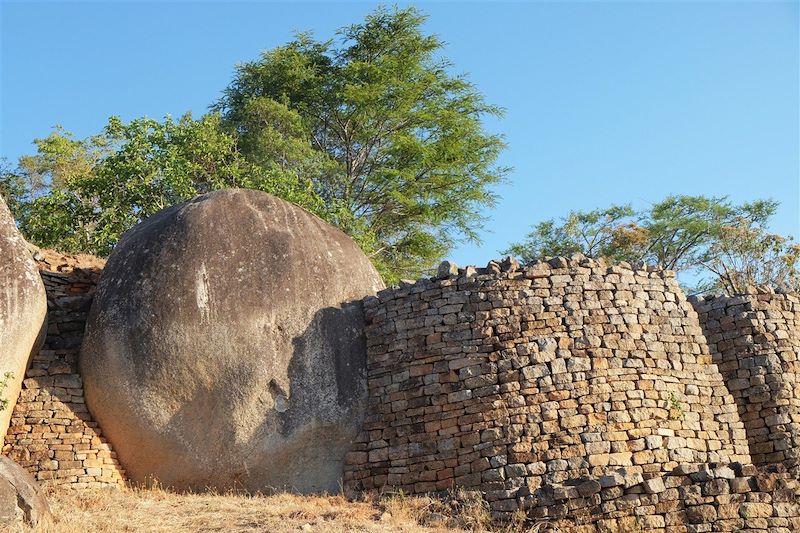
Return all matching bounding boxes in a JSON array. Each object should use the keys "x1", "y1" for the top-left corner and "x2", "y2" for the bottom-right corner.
[
  {"x1": 2, "y1": 250, "x2": 125, "y2": 488},
  {"x1": 542, "y1": 462, "x2": 800, "y2": 533},
  {"x1": 692, "y1": 291, "x2": 800, "y2": 472},
  {"x1": 344, "y1": 256, "x2": 800, "y2": 530},
  {"x1": 4, "y1": 245, "x2": 800, "y2": 531}
]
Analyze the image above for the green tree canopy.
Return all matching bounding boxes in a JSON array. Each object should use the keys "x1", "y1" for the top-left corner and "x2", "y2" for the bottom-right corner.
[
  {"x1": 214, "y1": 6, "x2": 507, "y2": 281},
  {"x1": 4, "y1": 112, "x2": 327, "y2": 255},
  {"x1": 503, "y1": 205, "x2": 636, "y2": 264},
  {"x1": 0, "y1": 158, "x2": 28, "y2": 217},
  {"x1": 504, "y1": 195, "x2": 800, "y2": 295},
  {"x1": 4, "y1": 6, "x2": 505, "y2": 284},
  {"x1": 703, "y1": 210, "x2": 800, "y2": 295}
]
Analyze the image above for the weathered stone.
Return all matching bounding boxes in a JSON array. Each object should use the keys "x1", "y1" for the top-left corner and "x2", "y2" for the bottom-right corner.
[
  {"x1": 437, "y1": 260, "x2": 459, "y2": 278},
  {"x1": 81, "y1": 189, "x2": 384, "y2": 493},
  {"x1": 576, "y1": 479, "x2": 602, "y2": 497},
  {"x1": 499, "y1": 256, "x2": 520, "y2": 272},
  {"x1": 686, "y1": 504, "x2": 717, "y2": 523},
  {"x1": 692, "y1": 292, "x2": 800, "y2": 472},
  {"x1": 0, "y1": 195, "x2": 47, "y2": 440},
  {"x1": 740, "y1": 502, "x2": 773, "y2": 518},
  {"x1": 0, "y1": 455, "x2": 51, "y2": 529},
  {"x1": 643, "y1": 476, "x2": 666, "y2": 494},
  {"x1": 599, "y1": 472, "x2": 624, "y2": 488},
  {"x1": 2, "y1": 250, "x2": 126, "y2": 489}
]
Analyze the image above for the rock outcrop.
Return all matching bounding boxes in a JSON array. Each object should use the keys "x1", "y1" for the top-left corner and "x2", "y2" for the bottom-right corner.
[
  {"x1": 3, "y1": 250, "x2": 125, "y2": 488},
  {"x1": 81, "y1": 189, "x2": 384, "y2": 493},
  {"x1": 0, "y1": 455, "x2": 51, "y2": 530},
  {"x1": 0, "y1": 195, "x2": 47, "y2": 441}
]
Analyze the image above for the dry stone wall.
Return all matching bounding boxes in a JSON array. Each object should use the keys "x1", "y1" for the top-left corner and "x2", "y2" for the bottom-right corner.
[
  {"x1": 2, "y1": 250, "x2": 125, "y2": 488},
  {"x1": 3, "y1": 241, "x2": 800, "y2": 531},
  {"x1": 543, "y1": 462, "x2": 800, "y2": 533},
  {"x1": 344, "y1": 256, "x2": 751, "y2": 517},
  {"x1": 692, "y1": 291, "x2": 800, "y2": 471}
]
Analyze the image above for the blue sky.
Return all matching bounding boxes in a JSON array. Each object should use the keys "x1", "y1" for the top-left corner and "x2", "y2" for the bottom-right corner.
[{"x1": 1, "y1": 1, "x2": 798, "y2": 268}]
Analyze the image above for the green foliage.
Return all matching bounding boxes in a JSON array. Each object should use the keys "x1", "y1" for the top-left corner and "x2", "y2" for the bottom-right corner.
[
  {"x1": 0, "y1": 158, "x2": 28, "y2": 217},
  {"x1": 16, "y1": 126, "x2": 109, "y2": 194},
  {"x1": 668, "y1": 392, "x2": 685, "y2": 421},
  {"x1": 504, "y1": 205, "x2": 636, "y2": 264},
  {"x1": 7, "y1": 114, "x2": 329, "y2": 256},
  {"x1": 215, "y1": 6, "x2": 507, "y2": 281},
  {"x1": 703, "y1": 212, "x2": 800, "y2": 295},
  {"x1": 6, "y1": 6, "x2": 504, "y2": 284},
  {"x1": 0, "y1": 371, "x2": 14, "y2": 412},
  {"x1": 641, "y1": 196, "x2": 765, "y2": 272},
  {"x1": 505, "y1": 195, "x2": 800, "y2": 295}
]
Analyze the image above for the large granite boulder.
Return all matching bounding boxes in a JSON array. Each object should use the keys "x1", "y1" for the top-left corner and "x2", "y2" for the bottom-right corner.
[
  {"x1": 81, "y1": 189, "x2": 384, "y2": 493},
  {"x1": 0, "y1": 456, "x2": 52, "y2": 530},
  {"x1": 0, "y1": 195, "x2": 47, "y2": 441}
]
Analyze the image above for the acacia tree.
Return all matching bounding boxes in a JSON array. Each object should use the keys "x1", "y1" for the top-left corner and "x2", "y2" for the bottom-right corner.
[
  {"x1": 703, "y1": 214, "x2": 800, "y2": 294},
  {"x1": 504, "y1": 195, "x2": 800, "y2": 295},
  {"x1": 215, "y1": 6, "x2": 507, "y2": 281},
  {"x1": 503, "y1": 205, "x2": 636, "y2": 264}
]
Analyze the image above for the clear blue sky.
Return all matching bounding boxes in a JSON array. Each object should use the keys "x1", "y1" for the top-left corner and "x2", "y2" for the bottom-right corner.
[{"x1": 1, "y1": 1, "x2": 798, "y2": 267}]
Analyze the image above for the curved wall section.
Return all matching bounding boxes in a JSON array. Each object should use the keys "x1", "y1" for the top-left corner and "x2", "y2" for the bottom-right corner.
[
  {"x1": 692, "y1": 291, "x2": 800, "y2": 471},
  {"x1": 344, "y1": 257, "x2": 750, "y2": 512}
]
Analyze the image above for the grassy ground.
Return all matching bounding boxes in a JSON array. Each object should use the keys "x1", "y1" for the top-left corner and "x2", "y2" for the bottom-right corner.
[{"x1": 43, "y1": 486, "x2": 543, "y2": 533}]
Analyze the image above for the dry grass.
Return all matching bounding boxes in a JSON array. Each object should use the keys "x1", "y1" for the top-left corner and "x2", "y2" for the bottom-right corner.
[{"x1": 39, "y1": 485, "x2": 548, "y2": 533}]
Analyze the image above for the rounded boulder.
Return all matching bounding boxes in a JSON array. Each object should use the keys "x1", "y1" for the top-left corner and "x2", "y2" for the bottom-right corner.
[
  {"x1": 0, "y1": 456, "x2": 52, "y2": 530},
  {"x1": 0, "y1": 194, "x2": 47, "y2": 441},
  {"x1": 80, "y1": 189, "x2": 384, "y2": 493}
]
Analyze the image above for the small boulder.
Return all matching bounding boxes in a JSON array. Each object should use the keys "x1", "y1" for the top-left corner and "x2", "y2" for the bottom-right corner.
[
  {"x1": 500, "y1": 256, "x2": 520, "y2": 272},
  {"x1": 437, "y1": 260, "x2": 459, "y2": 278},
  {"x1": 0, "y1": 456, "x2": 52, "y2": 530}
]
